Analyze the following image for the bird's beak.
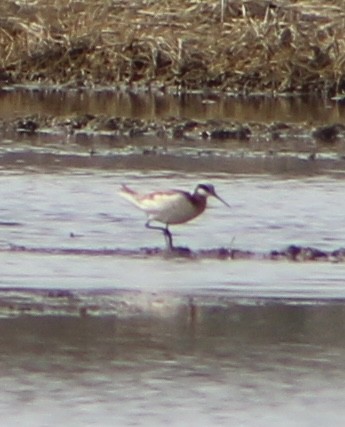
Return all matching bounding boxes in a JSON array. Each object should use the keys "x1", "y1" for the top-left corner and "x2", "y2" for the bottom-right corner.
[{"x1": 213, "y1": 192, "x2": 231, "y2": 208}]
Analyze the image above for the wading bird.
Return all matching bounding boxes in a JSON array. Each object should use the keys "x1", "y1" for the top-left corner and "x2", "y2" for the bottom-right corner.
[{"x1": 119, "y1": 183, "x2": 230, "y2": 250}]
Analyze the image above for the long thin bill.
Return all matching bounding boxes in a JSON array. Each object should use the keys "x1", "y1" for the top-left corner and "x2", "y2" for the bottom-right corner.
[{"x1": 214, "y1": 193, "x2": 231, "y2": 208}]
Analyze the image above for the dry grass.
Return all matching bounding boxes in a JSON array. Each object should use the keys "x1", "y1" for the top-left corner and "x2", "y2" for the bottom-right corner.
[{"x1": 1, "y1": 0, "x2": 345, "y2": 94}]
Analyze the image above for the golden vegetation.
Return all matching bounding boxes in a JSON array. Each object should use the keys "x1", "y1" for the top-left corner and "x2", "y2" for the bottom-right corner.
[{"x1": 0, "y1": 0, "x2": 345, "y2": 94}]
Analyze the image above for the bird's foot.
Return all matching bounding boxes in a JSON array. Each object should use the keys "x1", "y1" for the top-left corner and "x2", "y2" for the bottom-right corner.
[
  {"x1": 162, "y1": 229, "x2": 192, "y2": 256},
  {"x1": 164, "y1": 245, "x2": 192, "y2": 258}
]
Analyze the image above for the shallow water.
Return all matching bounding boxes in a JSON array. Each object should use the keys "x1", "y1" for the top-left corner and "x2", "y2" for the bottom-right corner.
[
  {"x1": 1, "y1": 307, "x2": 345, "y2": 427},
  {"x1": 2, "y1": 169, "x2": 345, "y2": 318},
  {"x1": 1, "y1": 170, "x2": 345, "y2": 254},
  {"x1": 1, "y1": 91, "x2": 345, "y2": 426},
  {"x1": 1, "y1": 168, "x2": 345, "y2": 425}
]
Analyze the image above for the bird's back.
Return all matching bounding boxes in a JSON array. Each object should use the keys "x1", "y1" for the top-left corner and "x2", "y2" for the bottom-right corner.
[
  {"x1": 119, "y1": 185, "x2": 182, "y2": 213},
  {"x1": 119, "y1": 185, "x2": 207, "y2": 225}
]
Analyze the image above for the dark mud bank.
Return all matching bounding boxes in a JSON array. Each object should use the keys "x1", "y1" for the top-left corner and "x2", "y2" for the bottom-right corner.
[
  {"x1": 5, "y1": 244, "x2": 345, "y2": 262},
  {"x1": 3, "y1": 113, "x2": 345, "y2": 147},
  {"x1": 2, "y1": 113, "x2": 345, "y2": 175}
]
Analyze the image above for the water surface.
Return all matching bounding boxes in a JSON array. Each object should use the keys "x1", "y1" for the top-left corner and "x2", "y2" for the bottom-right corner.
[
  {"x1": 1, "y1": 91, "x2": 345, "y2": 426},
  {"x1": 1, "y1": 87, "x2": 345, "y2": 123},
  {"x1": 1, "y1": 305, "x2": 345, "y2": 427}
]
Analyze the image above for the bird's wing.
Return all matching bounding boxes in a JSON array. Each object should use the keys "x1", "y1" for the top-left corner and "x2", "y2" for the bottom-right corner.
[
  {"x1": 137, "y1": 191, "x2": 184, "y2": 213},
  {"x1": 119, "y1": 186, "x2": 184, "y2": 212}
]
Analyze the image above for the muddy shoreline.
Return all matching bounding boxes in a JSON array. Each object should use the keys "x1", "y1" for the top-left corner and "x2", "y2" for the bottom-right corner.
[
  {"x1": 2, "y1": 243, "x2": 345, "y2": 263},
  {"x1": 1, "y1": 110, "x2": 345, "y2": 160},
  {"x1": 1, "y1": 111, "x2": 345, "y2": 177},
  {"x1": 4, "y1": 111, "x2": 345, "y2": 144}
]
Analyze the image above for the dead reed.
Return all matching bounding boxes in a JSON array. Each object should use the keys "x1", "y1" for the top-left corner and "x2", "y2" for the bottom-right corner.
[{"x1": 0, "y1": 0, "x2": 345, "y2": 94}]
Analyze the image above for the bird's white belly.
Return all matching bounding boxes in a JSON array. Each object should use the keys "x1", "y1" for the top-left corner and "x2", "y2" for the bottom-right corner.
[{"x1": 149, "y1": 201, "x2": 200, "y2": 225}]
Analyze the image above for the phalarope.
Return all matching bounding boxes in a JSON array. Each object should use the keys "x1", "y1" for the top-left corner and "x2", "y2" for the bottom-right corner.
[{"x1": 119, "y1": 183, "x2": 230, "y2": 250}]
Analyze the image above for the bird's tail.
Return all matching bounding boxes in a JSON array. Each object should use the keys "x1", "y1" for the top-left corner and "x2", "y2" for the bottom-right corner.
[
  {"x1": 119, "y1": 184, "x2": 142, "y2": 207},
  {"x1": 119, "y1": 184, "x2": 137, "y2": 195}
]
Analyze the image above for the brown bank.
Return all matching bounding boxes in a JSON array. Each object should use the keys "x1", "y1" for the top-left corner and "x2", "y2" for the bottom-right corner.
[{"x1": 0, "y1": 0, "x2": 345, "y2": 95}]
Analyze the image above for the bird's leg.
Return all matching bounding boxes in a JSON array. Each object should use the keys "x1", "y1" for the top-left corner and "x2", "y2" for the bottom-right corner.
[
  {"x1": 163, "y1": 226, "x2": 173, "y2": 251},
  {"x1": 145, "y1": 221, "x2": 174, "y2": 250}
]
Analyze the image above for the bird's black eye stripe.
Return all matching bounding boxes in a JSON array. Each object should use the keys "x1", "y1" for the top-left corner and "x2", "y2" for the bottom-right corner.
[{"x1": 197, "y1": 184, "x2": 213, "y2": 193}]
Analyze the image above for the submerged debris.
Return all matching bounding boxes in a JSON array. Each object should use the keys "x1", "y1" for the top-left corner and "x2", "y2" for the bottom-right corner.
[
  {"x1": 16, "y1": 118, "x2": 39, "y2": 134},
  {"x1": 271, "y1": 245, "x2": 329, "y2": 261},
  {"x1": 209, "y1": 126, "x2": 251, "y2": 141},
  {"x1": 4, "y1": 244, "x2": 345, "y2": 262},
  {"x1": 312, "y1": 124, "x2": 345, "y2": 143}
]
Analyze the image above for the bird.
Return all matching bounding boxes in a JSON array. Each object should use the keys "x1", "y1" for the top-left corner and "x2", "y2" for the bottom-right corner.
[{"x1": 119, "y1": 183, "x2": 230, "y2": 250}]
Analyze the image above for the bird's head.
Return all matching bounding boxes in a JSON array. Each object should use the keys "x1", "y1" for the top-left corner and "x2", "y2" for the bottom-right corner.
[{"x1": 194, "y1": 184, "x2": 230, "y2": 207}]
